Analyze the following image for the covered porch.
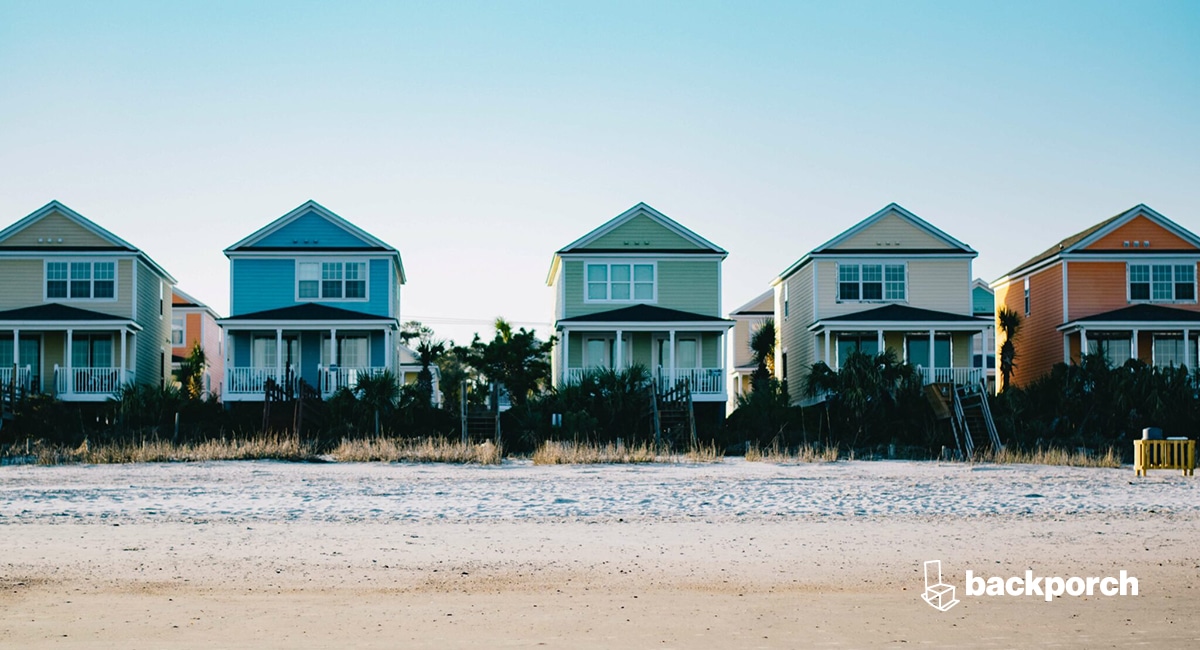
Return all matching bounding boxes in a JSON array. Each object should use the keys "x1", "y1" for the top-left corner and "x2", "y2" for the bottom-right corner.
[
  {"x1": 810, "y1": 305, "x2": 993, "y2": 387},
  {"x1": 218, "y1": 305, "x2": 399, "y2": 401},
  {"x1": 0, "y1": 304, "x2": 140, "y2": 401},
  {"x1": 1059, "y1": 305, "x2": 1200, "y2": 369},
  {"x1": 556, "y1": 305, "x2": 734, "y2": 401}
]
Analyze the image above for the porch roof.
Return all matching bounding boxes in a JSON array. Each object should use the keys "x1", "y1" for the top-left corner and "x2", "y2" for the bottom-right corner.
[
  {"x1": 1058, "y1": 304, "x2": 1200, "y2": 332},
  {"x1": 219, "y1": 304, "x2": 397, "y2": 329},
  {"x1": 0, "y1": 303, "x2": 141, "y2": 330},
  {"x1": 557, "y1": 304, "x2": 733, "y2": 329},
  {"x1": 809, "y1": 305, "x2": 990, "y2": 332}
]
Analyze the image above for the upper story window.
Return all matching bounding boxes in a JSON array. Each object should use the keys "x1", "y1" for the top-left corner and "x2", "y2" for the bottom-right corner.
[
  {"x1": 171, "y1": 315, "x2": 185, "y2": 346},
  {"x1": 297, "y1": 261, "x2": 367, "y2": 300},
  {"x1": 1129, "y1": 263, "x2": 1195, "y2": 302},
  {"x1": 1024, "y1": 277, "x2": 1030, "y2": 316},
  {"x1": 585, "y1": 262, "x2": 655, "y2": 302},
  {"x1": 837, "y1": 263, "x2": 905, "y2": 302},
  {"x1": 782, "y1": 283, "x2": 789, "y2": 319},
  {"x1": 46, "y1": 261, "x2": 116, "y2": 300}
]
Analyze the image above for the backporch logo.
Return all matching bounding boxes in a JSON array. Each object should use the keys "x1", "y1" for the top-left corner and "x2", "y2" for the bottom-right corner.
[{"x1": 921, "y1": 560, "x2": 1138, "y2": 611}]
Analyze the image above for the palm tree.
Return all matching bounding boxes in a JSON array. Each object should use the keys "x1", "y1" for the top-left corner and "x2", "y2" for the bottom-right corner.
[
  {"x1": 355, "y1": 370, "x2": 399, "y2": 435},
  {"x1": 748, "y1": 318, "x2": 776, "y2": 389},
  {"x1": 997, "y1": 306, "x2": 1022, "y2": 392},
  {"x1": 414, "y1": 339, "x2": 446, "y2": 406}
]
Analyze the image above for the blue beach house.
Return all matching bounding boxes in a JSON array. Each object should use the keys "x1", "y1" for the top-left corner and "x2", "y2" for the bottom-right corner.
[{"x1": 218, "y1": 201, "x2": 406, "y2": 401}]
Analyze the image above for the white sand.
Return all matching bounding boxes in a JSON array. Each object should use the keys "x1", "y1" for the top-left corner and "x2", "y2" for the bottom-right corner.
[{"x1": 1, "y1": 460, "x2": 1198, "y2": 648}]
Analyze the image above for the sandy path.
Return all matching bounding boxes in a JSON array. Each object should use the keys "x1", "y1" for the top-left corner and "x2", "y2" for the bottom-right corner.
[{"x1": 1, "y1": 461, "x2": 1198, "y2": 648}]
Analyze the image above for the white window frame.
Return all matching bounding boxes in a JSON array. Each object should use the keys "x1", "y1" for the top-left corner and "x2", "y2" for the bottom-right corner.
[
  {"x1": 171, "y1": 315, "x2": 185, "y2": 346},
  {"x1": 44, "y1": 260, "x2": 118, "y2": 302},
  {"x1": 1127, "y1": 262, "x2": 1197, "y2": 304},
  {"x1": 294, "y1": 259, "x2": 370, "y2": 302},
  {"x1": 321, "y1": 335, "x2": 371, "y2": 368},
  {"x1": 836, "y1": 262, "x2": 907, "y2": 303},
  {"x1": 583, "y1": 261, "x2": 658, "y2": 304}
]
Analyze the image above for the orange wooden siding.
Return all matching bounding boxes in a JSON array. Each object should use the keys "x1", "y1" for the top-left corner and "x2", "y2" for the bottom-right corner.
[
  {"x1": 1085, "y1": 215, "x2": 1197, "y2": 251},
  {"x1": 1067, "y1": 261, "x2": 1200, "y2": 319},
  {"x1": 995, "y1": 262, "x2": 1063, "y2": 388}
]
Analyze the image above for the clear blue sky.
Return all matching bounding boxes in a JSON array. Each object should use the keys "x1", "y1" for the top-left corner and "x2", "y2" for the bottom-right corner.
[{"x1": 1, "y1": 1, "x2": 1197, "y2": 344}]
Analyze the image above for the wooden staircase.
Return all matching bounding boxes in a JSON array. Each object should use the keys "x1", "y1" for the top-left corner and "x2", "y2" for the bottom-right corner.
[
  {"x1": 651, "y1": 378, "x2": 696, "y2": 449},
  {"x1": 1, "y1": 375, "x2": 24, "y2": 429},
  {"x1": 262, "y1": 370, "x2": 324, "y2": 436},
  {"x1": 926, "y1": 379, "x2": 1002, "y2": 458}
]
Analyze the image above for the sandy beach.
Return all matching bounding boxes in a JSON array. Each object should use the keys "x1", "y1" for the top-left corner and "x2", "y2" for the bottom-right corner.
[{"x1": 2, "y1": 460, "x2": 1198, "y2": 648}]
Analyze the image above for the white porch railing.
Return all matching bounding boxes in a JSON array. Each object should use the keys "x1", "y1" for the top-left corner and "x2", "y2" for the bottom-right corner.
[
  {"x1": 53, "y1": 366, "x2": 126, "y2": 395},
  {"x1": 318, "y1": 365, "x2": 389, "y2": 396},
  {"x1": 0, "y1": 365, "x2": 32, "y2": 392},
  {"x1": 919, "y1": 367, "x2": 984, "y2": 386},
  {"x1": 226, "y1": 367, "x2": 279, "y2": 395},
  {"x1": 658, "y1": 367, "x2": 724, "y2": 394}
]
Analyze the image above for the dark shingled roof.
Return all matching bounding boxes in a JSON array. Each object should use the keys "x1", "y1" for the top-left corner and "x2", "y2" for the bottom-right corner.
[
  {"x1": 558, "y1": 304, "x2": 731, "y2": 324},
  {"x1": 0, "y1": 303, "x2": 134, "y2": 322},
  {"x1": 1070, "y1": 304, "x2": 1200, "y2": 324},
  {"x1": 221, "y1": 304, "x2": 394, "y2": 322},
  {"x1": 1005, "y1": 210, "x2": 1129, "y2": 277},
  {"x1": 819, "y1": 305, "x2": 987, "y2": 323}
]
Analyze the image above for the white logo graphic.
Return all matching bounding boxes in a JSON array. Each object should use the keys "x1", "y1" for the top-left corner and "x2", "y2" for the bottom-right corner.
[{"x1": 922, "y1": 560, "x2": 959, "y2": 612}]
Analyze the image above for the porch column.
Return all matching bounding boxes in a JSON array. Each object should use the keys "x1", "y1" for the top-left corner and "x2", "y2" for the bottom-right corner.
[
  {"x1": 66, "y1": 328, "x2": 74, "y2": 394},
  {"x1": 562, "y1": 328, "x2": 570, "y2": 383},
  {"x1": 1131, "y1": 329, "x2": 1139, "y2": 363},
  {"x1": 1080, "y1": 329, "x2": 1088, "y2": 360},
  {"x1": 275, "y1": 328, "x2": 283, "y2": 379},
  {"x1": 1063, "y1": 333, "x2": 1070, "y2": 364},
  {"x1": 12, "y1": 329, "x2": 18, "y2": 368},
  {"x1": 330, "y1": 328, "x2": 338, "y2": 366},
  {"x1": 1186, "y1": 328, "x2": 1192, "y2": 369},
  {"x1": 615, "y1": 329, "x2": 623, "y2": 371},
  {"x1": 824, "y1": 330, "x2": 831, "y2": 368},
  {"x1": 928, "y1": 329, "x2": 935, "y2": 371},
  {"x1": 668, "y1": 329, "x2": 676, "y2": 386},
  {"x1": 120, "y1": 329, "x2": 127, "y2": 384},
  {"x1": 877, "y1": 329, "x2": 884, "y2": 355}
]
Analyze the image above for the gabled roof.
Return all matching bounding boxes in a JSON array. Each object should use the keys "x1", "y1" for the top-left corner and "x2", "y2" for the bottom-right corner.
[
  {"x1": 548, "y1": 203, "x2": 725, "y2": 284},
  {"x1": 172, "y1": 287, "x2": 222, "y2": 319},
  {"x1": 1063, "y1": 304, "x2": 1200, "y2": 326},
  {"x1": 812, "y1": 304, "x2": 988, "y2": 327},
  {"x1": 0, "y1": 201, "x2": 176, "y2": 283},
  {"x1": 999, "y1": 204, "x2": 1200, "y2": 281},
  {"x1": 219, "y1": 303, "x2": 396, "y2": 323},
  {"x1": 730, "y1": 289, "x2": 774, "y2": 317},
  {"x1": 225, "y1": 200, "x2": 406, "y2": 283},
  {"x1": 557, "y1": 304, "x2": 732, "y2": 324},
  {"x1": 0, "y1": 303, "x2": 141, "y2": 327},
  {"x1": 775, "y1": 203, "x2": 975, "y2": 283}
]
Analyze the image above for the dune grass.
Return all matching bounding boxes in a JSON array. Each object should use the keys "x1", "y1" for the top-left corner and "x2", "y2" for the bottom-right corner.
[
  {"x1": 329, "y1": 437, "x2": 502, "y2": 465},
  {"x1": 531, "y1": 440, "x2": 723, "y2": 465},
  {"x1": 26, "y1": 434, "x2": 317, "y2": 465},
  {"x1": 744, "y1": 443, "x2": 840, "y2": 464},
  {"x1": 974, "y1": 446, "x2": 1121, "y2": 468}
]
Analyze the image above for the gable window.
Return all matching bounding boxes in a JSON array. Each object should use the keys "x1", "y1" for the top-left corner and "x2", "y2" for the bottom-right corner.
[
  {"x1": 585, "y1": 263, "x2": 655, "y2": 302},
  {"x1": 46, "y1": 261, "x2": 115, "y2": 300},
  {"x1": 297, "y1": 261, "x2": 367, "y2": 300},
  {"x1": 1129, "y1": 264, "x2": 1195, "y2": 302},
  {"x1": 837, "y1": 263, "x2": 905, "y2": 302},
  {"x1": 171, "y1": 316, "x2": 185, "y2": 346}
]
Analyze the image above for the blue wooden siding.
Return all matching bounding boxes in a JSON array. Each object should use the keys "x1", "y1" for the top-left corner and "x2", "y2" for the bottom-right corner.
[
  {"x1": 251, "y1": 211, "x2": 375, "y2": 248},
  {"x1": 231, "y1": 258, "x2": 394, "y2": 317}
]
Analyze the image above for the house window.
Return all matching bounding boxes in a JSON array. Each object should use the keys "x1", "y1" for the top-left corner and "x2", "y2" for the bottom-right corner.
[
  {"x1": 47, "y1": 261, "x2": 115, "y2": 300},
  {"x1": 1023, "y1": 277, "x2": 1030, "y2": 316},
  {"x1": 838, "y1": 263, "x2": 905, "y2": 302},
  {"x1": 297, "y1": 261, "x2": 367, "y2": 300},
  {"x1": 1153, "y1": 336, "x2": 1188, "y2": 368},
  {"x1": 252, "y1": 336, "x2": 300, "y2": 369},
  {"x1": 906, "y1": 335, "x2": 951, "y2": 368},
  {"x1": 1129, "y1": 264, "x2": 1196, "y2": 302},
  {"x1": 836, "y1": 334, "x2": 879, "y2": 367},
  {"x1": 584, "y1": 263, "x2": 655, "y2": 302},
  {"x1": 171, "y1": 316, "x2": 185, "y2": 346},
  {"x1": 72, "y1": 335, "x2": 113, "y2": 368},
  {"x1": 322, "y1": 336, "x2": 369, "y2": 368},
  {"x1": 1087, "y1": 337, "x2": 1131, "y2": 367},
  {"x1": 782, "y1": 283, "x2": 789, "y2": 319}
]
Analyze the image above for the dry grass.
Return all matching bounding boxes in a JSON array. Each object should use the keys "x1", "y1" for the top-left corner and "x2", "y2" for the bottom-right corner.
[
  {"x1": 27, "y1": 435, "x2": 316, "y2": 465},
  {"x1": 329, "y1": 437, "x2": 502, "y2": 465},
  {"x1": 974, "y1": 446, "x2": 1121, "y2": 468},
  {"x1": 745, "y1": 443, "x2": 840, "y2": 464},
  {"x1": 531, "y1": 440, "x2": 722, "y2": 465}
]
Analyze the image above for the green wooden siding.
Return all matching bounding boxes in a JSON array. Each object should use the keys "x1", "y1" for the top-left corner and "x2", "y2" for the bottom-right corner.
[
  {"x1": 561, "y1": 259, "x2": 720, "y2": 319},
  {"x1": 581, "y1": 214, "x2": 705, "y2": 251}
]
